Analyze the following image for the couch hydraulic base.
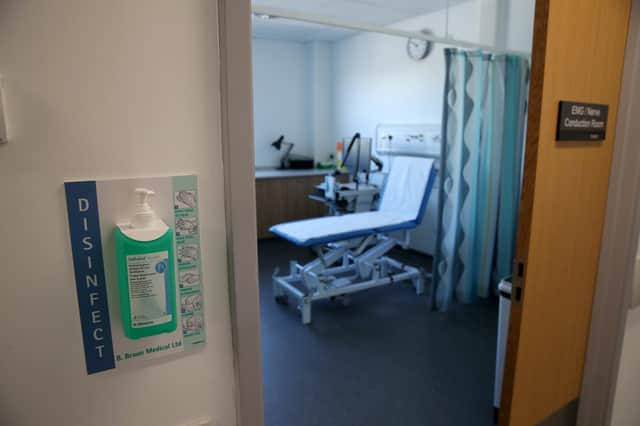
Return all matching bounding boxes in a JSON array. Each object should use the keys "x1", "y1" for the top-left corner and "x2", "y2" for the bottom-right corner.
[{"x1": 272, "y1": 240, "x2": 428, "y2": 325}]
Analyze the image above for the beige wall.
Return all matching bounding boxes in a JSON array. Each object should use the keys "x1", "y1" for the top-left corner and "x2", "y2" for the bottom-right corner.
[
  {"x1": 0, "y1": 1, "x2": 236, "y2": 426},
  {"x1": 611, "y1": 307, "x2": 640, "y2": 425}
]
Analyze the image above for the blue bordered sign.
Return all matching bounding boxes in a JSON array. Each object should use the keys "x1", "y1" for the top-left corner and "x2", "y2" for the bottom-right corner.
[{"x1": 65, "y1": 181, "x2": 116, "y2": 374}]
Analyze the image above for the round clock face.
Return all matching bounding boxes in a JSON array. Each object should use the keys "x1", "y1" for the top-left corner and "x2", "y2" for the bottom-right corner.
[{"x1": 406, "y1": 29, "x2": 434, "y2": 61}]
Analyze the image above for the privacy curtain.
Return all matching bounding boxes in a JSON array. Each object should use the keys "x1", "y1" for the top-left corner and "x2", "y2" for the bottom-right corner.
[{"x1": 433, "y1": 49, "x2": 529, "y2": 311}]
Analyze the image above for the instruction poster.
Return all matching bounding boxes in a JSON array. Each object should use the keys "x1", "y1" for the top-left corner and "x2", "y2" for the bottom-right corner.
[{"x1": 64, "y1": 175, "x2": 206, "y2": 375}]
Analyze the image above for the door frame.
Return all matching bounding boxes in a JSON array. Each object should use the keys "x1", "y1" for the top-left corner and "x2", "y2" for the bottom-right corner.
[
  {"x1": 218, "y1": 1, "x2": 265, "y2": 426},
  {"x1": 217, "y1": 1, "x2": 639, "y2": 426},
  {"x1": 577, "y1": 1, "x2": 640, "y2": 424}
]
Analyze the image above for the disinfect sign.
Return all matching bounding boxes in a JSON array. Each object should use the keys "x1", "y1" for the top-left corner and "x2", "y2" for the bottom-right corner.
[
  {"x1": 556, "y1": 101, "x2": 609, "y2": 141},
  {"x1": 65, "y1": 175, "x2": 206, "y2": 375}
]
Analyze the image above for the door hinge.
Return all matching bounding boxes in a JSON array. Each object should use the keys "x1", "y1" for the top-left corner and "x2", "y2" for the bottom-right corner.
[
  {"x1": 513, "y1": 258, "x2": 525, "y2": 303},
  {"x1": 516, "y1": 260, "x2": 525, "y2": 278},
  {"x1": 514, "y1": 286, "x2": 523, "y2": 303}
]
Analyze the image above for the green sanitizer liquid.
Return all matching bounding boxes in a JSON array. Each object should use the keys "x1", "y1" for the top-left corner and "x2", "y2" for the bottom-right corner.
[{"x1": 115, "y1": 188, "x2": 177, "y2": 339}]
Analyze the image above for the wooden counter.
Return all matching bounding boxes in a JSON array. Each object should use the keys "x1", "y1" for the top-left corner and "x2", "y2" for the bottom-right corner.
[{"x1": 255, "y1": 174, "x2": 328, "y2": 239}]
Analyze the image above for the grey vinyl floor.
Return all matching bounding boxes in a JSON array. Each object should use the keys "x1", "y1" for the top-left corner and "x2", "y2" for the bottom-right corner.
[{"x1": 259, "y1": 238, "x2": 499, "y2": 426}]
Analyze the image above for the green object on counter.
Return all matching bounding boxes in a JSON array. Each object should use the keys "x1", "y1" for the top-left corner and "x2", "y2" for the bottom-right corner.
[{"x1": 316, "y1": 161, "x2": 337, "y2": 170}]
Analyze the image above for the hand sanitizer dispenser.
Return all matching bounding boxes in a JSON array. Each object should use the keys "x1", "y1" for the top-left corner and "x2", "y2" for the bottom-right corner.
[{"x1": 115, "y1": 188, "x2": 177, "y2": 339}]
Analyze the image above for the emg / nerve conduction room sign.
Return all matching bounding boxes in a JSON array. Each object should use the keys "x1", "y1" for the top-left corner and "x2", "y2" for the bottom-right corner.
[{"x1": 556, "y1": 101, "x2": 609, "y2": 141}]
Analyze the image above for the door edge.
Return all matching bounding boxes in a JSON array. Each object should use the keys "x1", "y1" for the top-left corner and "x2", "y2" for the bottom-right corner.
[
  {"x1": 218, "y1": 1, "x2": 265, "y2": 426},
  {"x1": 578, "y1": 1, "x2": 640, "y2": 424}
]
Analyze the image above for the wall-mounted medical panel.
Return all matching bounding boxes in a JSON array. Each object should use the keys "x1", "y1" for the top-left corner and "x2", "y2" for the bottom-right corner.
[
  {"x1": 375, "y1": 123, "x2": 441, "y2": 256},
  {"x1": 375, "y1": 123, "x2": 441, "y2": 158}
]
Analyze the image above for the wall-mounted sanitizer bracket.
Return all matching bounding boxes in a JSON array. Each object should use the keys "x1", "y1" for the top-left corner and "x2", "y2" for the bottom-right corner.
[{"x1": 0, "y1": 75, "x2": 8, "y2": 145}]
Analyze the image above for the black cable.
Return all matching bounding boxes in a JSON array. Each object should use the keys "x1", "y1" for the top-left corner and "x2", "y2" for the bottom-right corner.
[
  {"x1": 371, "y1": 155, "x2": 384, "y2": 172},
  {"x1": 342, "y1": 132, "x2": 360, "y2": 166}
]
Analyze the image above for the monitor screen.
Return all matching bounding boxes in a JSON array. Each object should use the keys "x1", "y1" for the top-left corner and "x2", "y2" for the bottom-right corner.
[{"x1": 342, "y1": 136, "x2": 372, "y2": 177}]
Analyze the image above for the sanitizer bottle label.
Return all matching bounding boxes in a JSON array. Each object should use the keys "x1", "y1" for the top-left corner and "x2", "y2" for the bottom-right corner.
[{"x1": 126, "y1": 251, "x2": 172, "y2": 328}]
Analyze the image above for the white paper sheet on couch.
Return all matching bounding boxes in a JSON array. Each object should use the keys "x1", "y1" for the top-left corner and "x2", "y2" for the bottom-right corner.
[{"x1": 270, "y1": 157, "x2": 435, "y2": 246}]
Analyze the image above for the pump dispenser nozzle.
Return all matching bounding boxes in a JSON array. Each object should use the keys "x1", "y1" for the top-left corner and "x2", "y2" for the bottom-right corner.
[
  {"x1": 131, "y1": 188, "x2": 157, "y2": 229},
  {"x1": 114, "y1": 185, "x2": 177, "y2": 339}
]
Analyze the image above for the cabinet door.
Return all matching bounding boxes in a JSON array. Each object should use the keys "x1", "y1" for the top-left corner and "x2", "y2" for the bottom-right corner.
[
  {"x1": 255, "y1": 179, "x2": 285, "y2": 239},
  {"x1": 255, "y1": 175, "x2": 327, "y2": 239}
]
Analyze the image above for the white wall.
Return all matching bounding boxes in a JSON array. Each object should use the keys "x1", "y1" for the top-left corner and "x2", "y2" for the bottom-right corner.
[
  {"x1": 611, "y1": 237, "x2": 640, "y2": 424},
  {"x1": 503, "y1": 0, "x2": 536, "y2": 52},
  {"x1": 330, "y1": 0, "x2": 534, "y2": 143},
  {"x1": 306, "y1": 42, "x2": 335, "y2": 163},
  {"x1": 252, "y1": 39, "x2": 311, "y2": 167},
  {"x1": 331, "y1": 2, "x2": 489, "y2": 143},
  {"x1": 0, "y1": 1, "x2": 236, "y2": 426},
  {"x1": 611, "y1": 306, "x2": 640, "y2": 425}
]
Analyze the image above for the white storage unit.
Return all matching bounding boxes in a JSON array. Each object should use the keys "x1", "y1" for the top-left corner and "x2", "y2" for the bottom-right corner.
[
  {"x1": 494, "y1": 279, "x2": 512, "y2": 416},
  {"x1": 375, "y1": 123, "x2": 441, "y2": 255}
]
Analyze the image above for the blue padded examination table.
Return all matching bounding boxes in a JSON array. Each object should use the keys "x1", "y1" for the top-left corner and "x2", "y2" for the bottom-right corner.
[{"x1": 270, "y1": 156, "x2": 436, "y2": 324}]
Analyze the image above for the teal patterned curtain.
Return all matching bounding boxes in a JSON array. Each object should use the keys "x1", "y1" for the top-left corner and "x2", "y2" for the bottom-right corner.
[{"x1": 433, "y1": 49, "x2": 529, "y2": 311}]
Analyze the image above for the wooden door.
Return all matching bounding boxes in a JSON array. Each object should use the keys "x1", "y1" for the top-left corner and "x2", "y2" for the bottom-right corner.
[{"x1": 500, "y1": 0, "x2": 632, "y2": 424}]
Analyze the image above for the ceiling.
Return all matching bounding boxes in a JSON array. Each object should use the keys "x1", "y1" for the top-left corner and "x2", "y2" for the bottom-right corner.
[{"x1": 251, "y1": 0, "x2": 468, "y2": 42}]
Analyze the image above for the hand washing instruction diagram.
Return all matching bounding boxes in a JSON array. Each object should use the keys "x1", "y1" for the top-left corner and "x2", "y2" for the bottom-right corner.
[
  {"x1": 173, "y1": 176, "x2": 206, "y2": 348},
  {"x1": 179, "y1": 269, "x2": 201, "y2": 288},
  {"x1": 177, "y1": 244, "x2": 199, "y2": 263},
  {"x1": 176, "y1": 217, "x2": 198, "y2": 237},
  {"x1": 174, "y1": 190, "x2": 197, "y2": 209},
  {"x1": 181, "y1": 294, "x2": 202, "y2": 313}
]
